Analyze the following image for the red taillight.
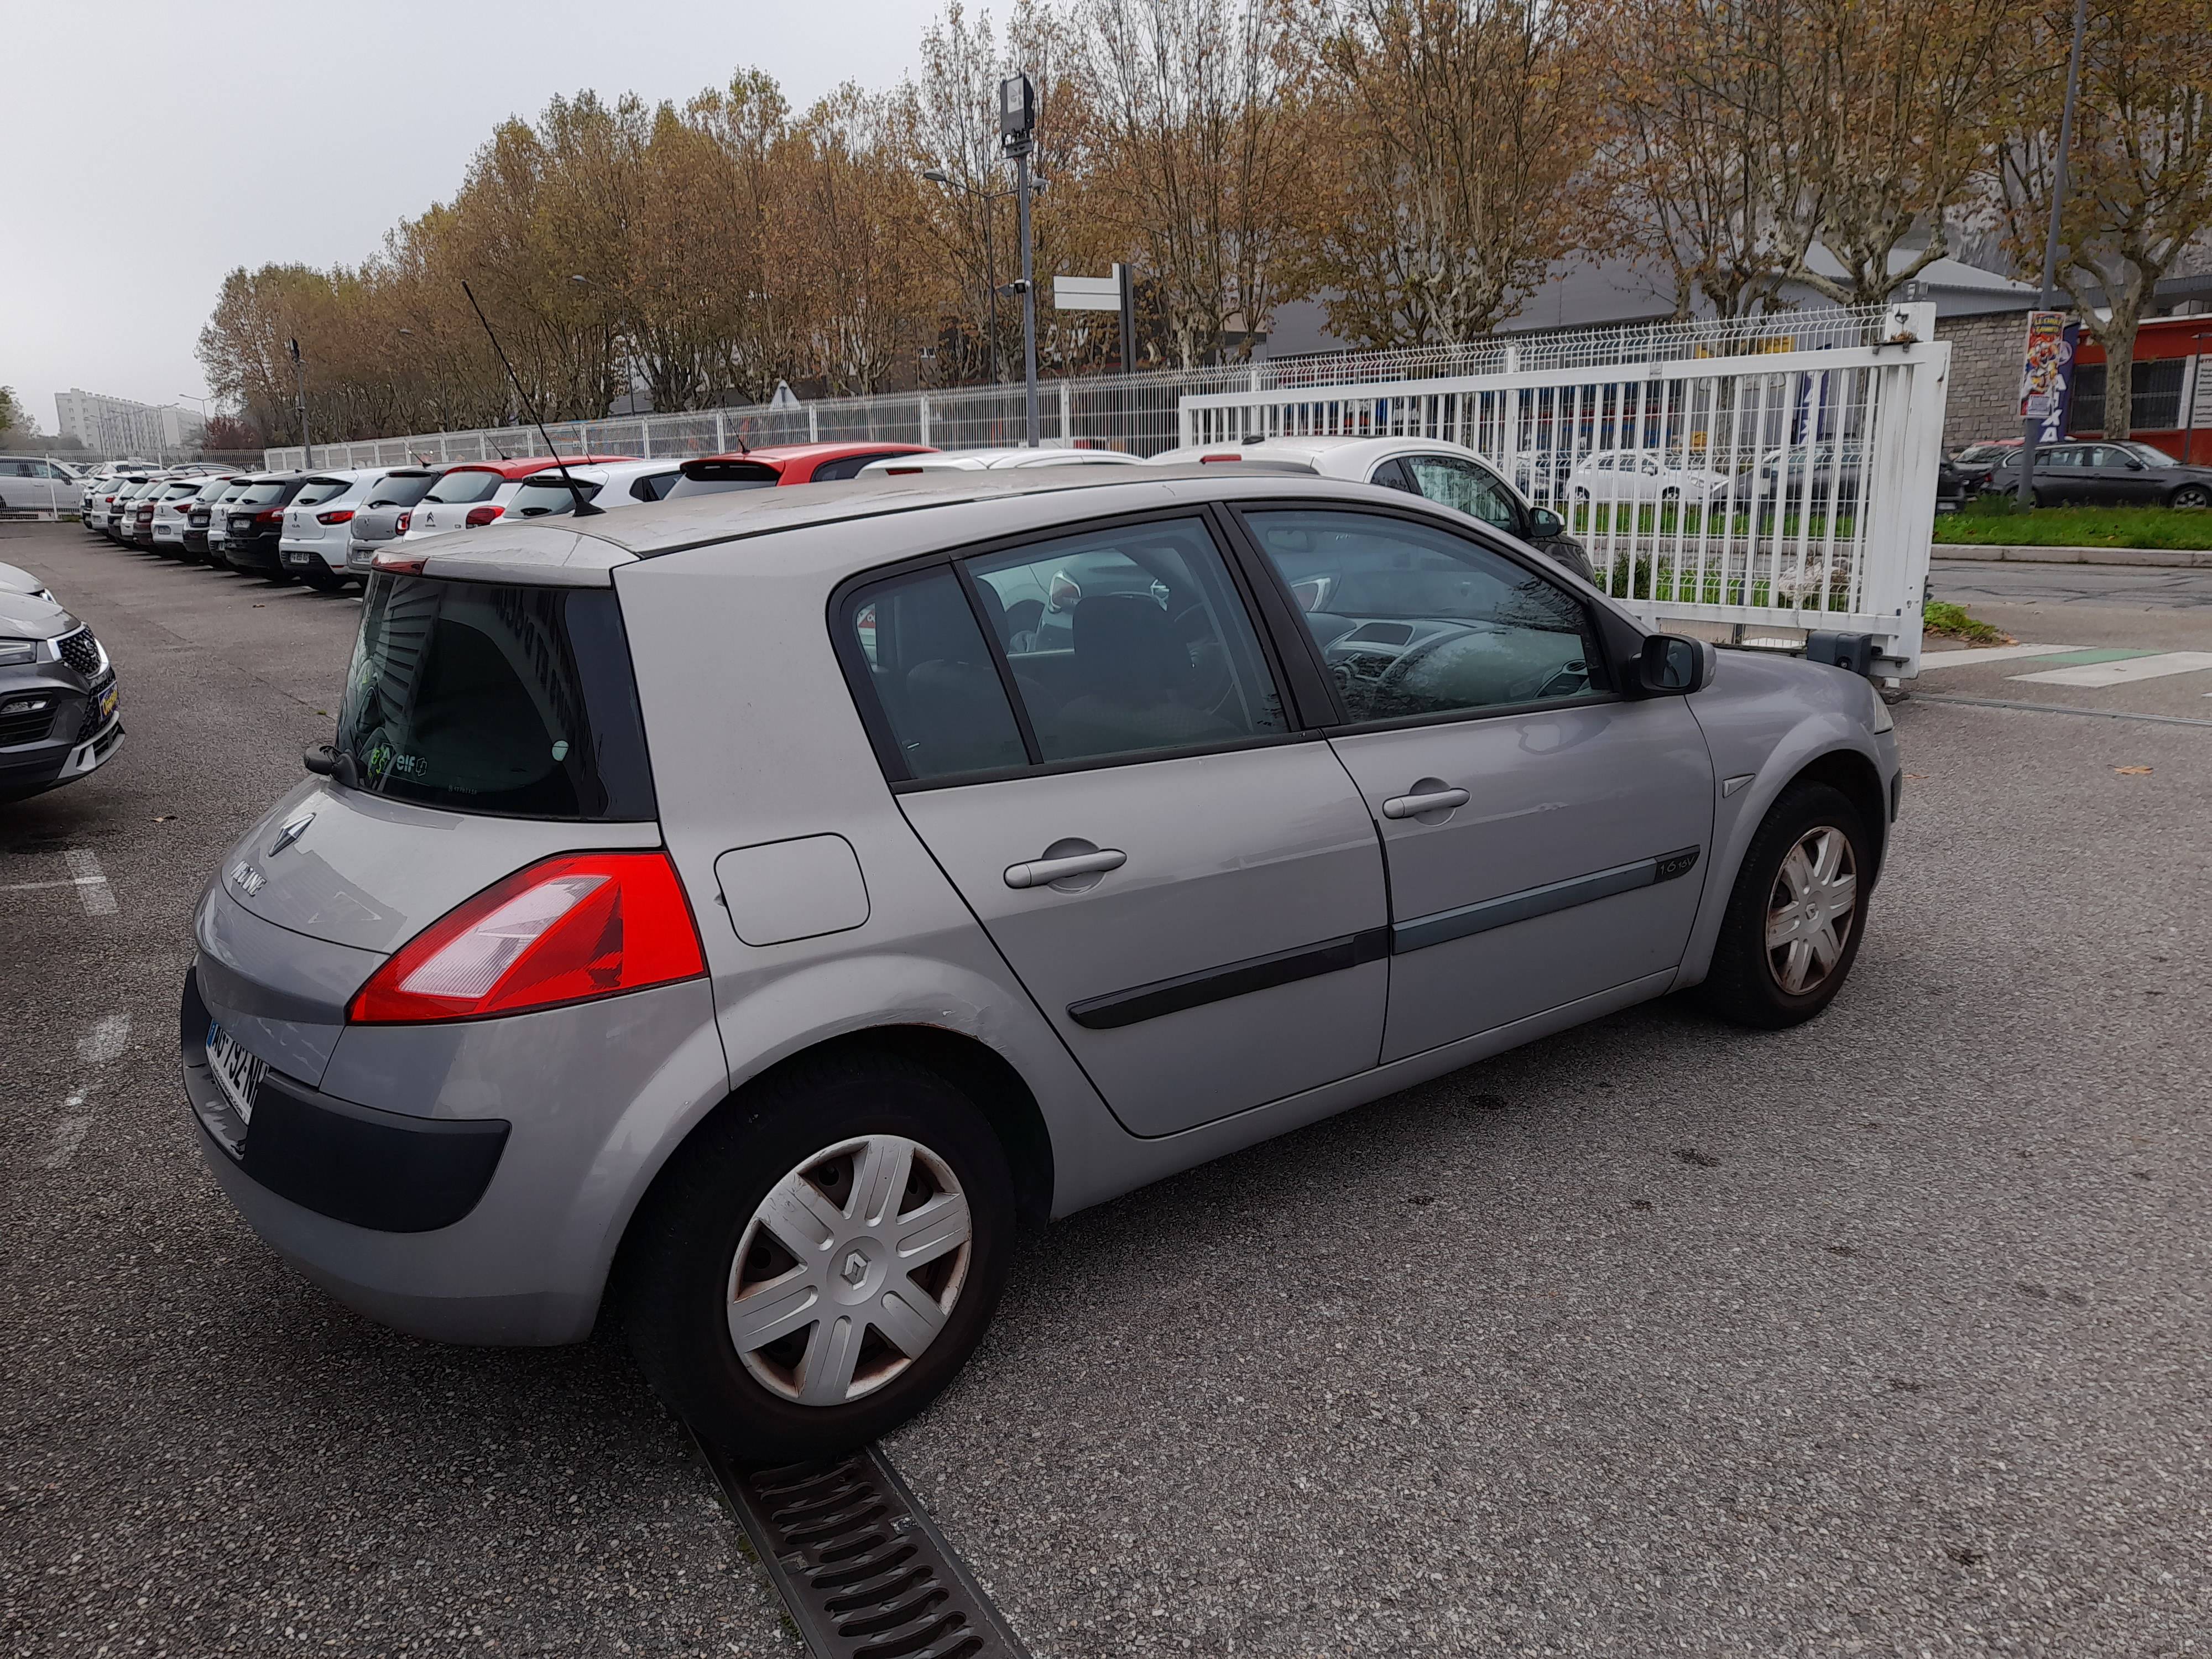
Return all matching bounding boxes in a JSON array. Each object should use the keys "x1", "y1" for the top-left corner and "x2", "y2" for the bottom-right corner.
[
  {"x1": 394, "y1": 510, "x2": 411, "y2": 534},
  {"x1": 463, "y1": 504, "x2": 504, "y2": 527},
  {"x1": 254, "y1": 507, "x2": 283, "y2": 524},
  {"x1": 348, "y1": 852, "x2": 706, "y2": 1025},
  {"x1": 1199, "y1": 453, "x2": 1242, "y2": 463},
  {"x1": 317, "y1": 508, "x2": 355, "y2": 525}
]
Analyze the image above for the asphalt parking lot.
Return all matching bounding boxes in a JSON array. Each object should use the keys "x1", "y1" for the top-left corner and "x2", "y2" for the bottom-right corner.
[{"x1": 4, "y1": 520, "x2": 2208, "y2": 1658}]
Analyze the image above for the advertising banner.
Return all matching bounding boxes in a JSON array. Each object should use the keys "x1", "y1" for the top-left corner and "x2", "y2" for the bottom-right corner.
[{"x1": 2018, "y1": 311, "x2": 2072, "y2": 420}]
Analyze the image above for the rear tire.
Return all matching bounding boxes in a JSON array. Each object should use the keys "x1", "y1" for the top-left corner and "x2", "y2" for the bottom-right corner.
[
  {"x1": 620, "y1": 1051, "x2": 1016, "y2": 1463},
  {"x1": 301, "y1": 566, "x2": 346, "y2": 592},
  {"x1": 1697, "y1": 782, "x2": 1871, "y2": 1029}
]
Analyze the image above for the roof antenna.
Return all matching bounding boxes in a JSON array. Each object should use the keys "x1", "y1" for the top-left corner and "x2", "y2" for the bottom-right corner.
[{"x1": 461, "y1": 280, "x2": 600, "y2": 517}]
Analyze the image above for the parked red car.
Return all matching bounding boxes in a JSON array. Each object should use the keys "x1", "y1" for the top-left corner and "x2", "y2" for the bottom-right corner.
[{"x1": 665, "y1": 441, "x2": 936, "y2": 498}]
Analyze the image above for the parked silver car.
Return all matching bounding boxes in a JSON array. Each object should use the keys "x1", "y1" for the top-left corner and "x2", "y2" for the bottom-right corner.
[{"x1": 182, "y1": 468, "x2": 1900, "y2": 1460}]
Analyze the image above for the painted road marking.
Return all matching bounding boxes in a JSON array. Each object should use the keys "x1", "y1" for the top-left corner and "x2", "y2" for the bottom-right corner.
[
  {"x1": 1918, "y1": 643, "x2": 2086, "y2": 669},
  {"x1": 2012, "y1": 651, "x2": 2212, "y2": 688},
  {"x1": 63, "y1": 848, "x2": 116, "y2": 915},
  {"x1": 0, "y1": 876, "x2": 107, "y2": 894},
  {"x1": 77, "y1": 1013, "x2": 130, "y2": 1065},
  {"x1": 45, "y1": 1094, "x2": 93, "y2": 1170}
]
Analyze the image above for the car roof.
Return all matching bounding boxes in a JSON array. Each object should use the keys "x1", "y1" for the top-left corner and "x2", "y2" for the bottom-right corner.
[
  {"x1": 513, "y1": 458, "x2": 678, "y2": 483},
  {"x1": 863, "y1": 446, "x2": 1144, "y2": 472},
  {"x1": 443, "y1": 455, "x2": 640, "y2": 480},
  {"x1": 687, "y1": 441, "x2": 935, "y2": 472},
  {"x1": 390, "y1": 467, "x2": 1477, "y2": 588}
]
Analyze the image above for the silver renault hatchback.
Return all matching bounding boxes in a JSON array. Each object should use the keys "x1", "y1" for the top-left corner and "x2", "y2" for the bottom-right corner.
[{"x1": 183, "y1": 468, "x2": 1901, "y2": 1460}]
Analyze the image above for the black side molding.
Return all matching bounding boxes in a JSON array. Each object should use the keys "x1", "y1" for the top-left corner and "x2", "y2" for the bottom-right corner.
[
  {"x1": 1062, "y1": 846, "x2": 1702, "y2": 1030},
  {"x1": 1068, "y1": 927, "x2": 1390, "y2": 1031},
  {"x1": 1391, "y1": 846, "x2": 1700, "y2": 955}
]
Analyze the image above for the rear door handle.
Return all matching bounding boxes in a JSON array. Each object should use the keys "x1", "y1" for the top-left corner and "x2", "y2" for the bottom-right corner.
[
  {"x1": 1004, "y1": 848, "x2": 1127, "y2": 889},
  {"x1": 1382, "y1": 786, "x2": 1469, "y2": 819}
]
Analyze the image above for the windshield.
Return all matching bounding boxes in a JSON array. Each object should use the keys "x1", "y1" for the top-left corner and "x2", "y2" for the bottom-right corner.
[
  {"x1": 423, "y1": 469, "x2": 505, "y2": 505},
  {"x1": 366, "y1": 472, "x2": 439, "y2": 508},
  {"x1": 336, "y1": 573, "x2": 655, "y2": 820},
  {"x1": 2117, "y1": 442, "x2": 2179, "y2": 468},
  {"x1": 508, "y1": 477, "x2": 604, "y2": 517}
]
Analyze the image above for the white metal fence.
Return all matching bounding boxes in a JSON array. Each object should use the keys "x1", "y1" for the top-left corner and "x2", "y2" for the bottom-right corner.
[
  {"x1": 262, "y1": 304, "x2": 1904, "y2": 473},
  {"x1": 1181, "y1": 301, "x2": 1948, "y2": 675}
]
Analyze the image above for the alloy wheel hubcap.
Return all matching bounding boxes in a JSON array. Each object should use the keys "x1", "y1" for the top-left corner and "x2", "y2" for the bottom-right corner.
[
  {"x1": 1764, "y1": 826, "x2": 1857, "y2": 995},
  {"x1": 727, "y1": 1134, "x2": 972, "y2": 1407}
]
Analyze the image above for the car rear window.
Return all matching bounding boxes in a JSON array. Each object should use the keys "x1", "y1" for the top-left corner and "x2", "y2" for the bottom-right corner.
[
  {"x1": 295, "y1": 476, "x2": 354, "y2": 507},
  {"x1": 234, "y1": 480, "x2": 296, "y2": 507},
  {"x1": 423, "y1": 469, "x2": 504, "y2": 505},
  {"x1": 336, "y1": 573, "x2": 656, "y2": 820},
  {"x1": 366, "y1": 473, "x2": 439, "y2": 508},
  {"x1": 508, "y1": 477, "x2": 603, "y2": 517}
]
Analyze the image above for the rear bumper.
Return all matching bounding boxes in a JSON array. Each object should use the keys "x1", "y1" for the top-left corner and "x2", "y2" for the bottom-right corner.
[
  {"x1": 179, "y1": 959, "x2": 730, "y2": 1347},
  {"x1": 279, "y1": 536, "x2": 344, "y2": 574},
  {"x1": 225, "y1": 533, "x2": 284, "y2": 571}
]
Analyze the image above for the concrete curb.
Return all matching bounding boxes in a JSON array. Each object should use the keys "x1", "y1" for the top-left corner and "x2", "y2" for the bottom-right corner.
[{"x1": 1932, "y1": 542, "x2": 2212, "y2": 570}]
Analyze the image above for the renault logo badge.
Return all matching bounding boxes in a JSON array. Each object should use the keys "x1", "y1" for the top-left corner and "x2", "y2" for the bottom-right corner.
[{"x1": 269, "y1": 811, "x2": 315, "y2": 857}]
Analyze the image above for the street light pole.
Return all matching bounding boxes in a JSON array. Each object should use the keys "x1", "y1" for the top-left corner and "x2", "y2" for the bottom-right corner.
[
  {"x1": 1000, "y1": 74, "x2": 1040, "y2": 448},
  {"x1": 289, "y1": 337, "x2": 312, "y2": 468},
  {"x1": 2021, "y1": 0, "x2": 2089, "y2": 508}
]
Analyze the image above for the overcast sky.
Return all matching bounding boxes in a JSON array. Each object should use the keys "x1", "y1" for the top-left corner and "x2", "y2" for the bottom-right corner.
[{"x1": 2, "y1": 0, "x2": 932, "y2": 433}]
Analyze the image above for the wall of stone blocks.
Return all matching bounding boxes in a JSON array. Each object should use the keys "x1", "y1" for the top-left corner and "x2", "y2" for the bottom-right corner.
[{"x1": 1934, "y1": 311, "x2": 2027, "y2": 448}]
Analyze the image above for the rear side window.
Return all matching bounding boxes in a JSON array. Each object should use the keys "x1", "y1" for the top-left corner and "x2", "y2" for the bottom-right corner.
[
  {"x1": 424, "y1": 469, "x2": 504, "y2": 505},
  {"x1": 842, "y1": 568, "x2": 1026, "y2": 781},
  {"x1": 808, "y1": 452, "x2": 904, "y2": 483},
  {"x1": 337, "y1": 575, "x2": 656, "y2": 820},
  {"x1": 630, "y1": 471, "x2": 681, "y2": 500}
]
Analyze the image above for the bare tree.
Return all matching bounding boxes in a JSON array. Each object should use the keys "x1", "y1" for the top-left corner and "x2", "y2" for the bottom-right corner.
[
  {"x1": 1991, "y1": 0, "x2": 2212, "y2": 438},
  {"x1": 1295, "y1": 0, "x2": 1601, "y2": 347}
]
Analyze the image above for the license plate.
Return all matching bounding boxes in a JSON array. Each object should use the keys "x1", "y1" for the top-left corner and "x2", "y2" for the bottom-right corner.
[
  {"x1": 229, "y1": 515, "x2": 253, "y2": 534},
  {"x1": 205, "y1": 1022, "x2": 266, "y2": 1124},
  {"x1": 95, "y1": 681, "x2": 119, "y2": 723}
]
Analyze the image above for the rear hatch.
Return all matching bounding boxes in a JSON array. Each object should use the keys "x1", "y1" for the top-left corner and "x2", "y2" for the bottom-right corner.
[
  {"x1": 196, "y1": 555, "x2": 661, "y2": 1085},
  {"x1": 405, "y1": 467, "x2": 505, "y2": 539}
]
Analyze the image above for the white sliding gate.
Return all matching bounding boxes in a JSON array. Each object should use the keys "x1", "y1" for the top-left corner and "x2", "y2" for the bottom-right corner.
[{"x1": 1180, "y1": 302, "x2": 1949, "y2": 676}]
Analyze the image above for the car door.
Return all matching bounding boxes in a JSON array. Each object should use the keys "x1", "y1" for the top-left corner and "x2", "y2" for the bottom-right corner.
[
  {"x1": 845, "y1": 512, "x2": 1390, "y2": 1138},
  {"x1": 1237, "y1": 504, "x2": 1714, "y2": 1064},
  {"x1": 2095, "y1": 444, "x2": 2163, "y2": 504}
]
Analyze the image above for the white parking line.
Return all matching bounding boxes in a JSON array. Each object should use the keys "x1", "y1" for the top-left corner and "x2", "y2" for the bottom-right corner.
[
  {"x1": 63, "y1": 847, "x2": 116, "y2": 915},
  {"x1": 2012, "y1": 651, "x2": 2212, "y2": 688},
  {"x1": 45, "y1": 1094, "x2": 93, "y2": 1170},
  {"x1": 77, "y1": 1013, "x2": 130, "y2": 1065},
  {"x1": 1918, "y1": 643, "x2": 2085, "y2": 669}
]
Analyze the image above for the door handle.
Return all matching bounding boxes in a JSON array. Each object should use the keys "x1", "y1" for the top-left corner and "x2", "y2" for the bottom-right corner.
[
  {"x1": 1004, "y1": 847, "x2": 1127, "y2": 889},
  {"x1": 1382, "y1": 786, "x2": 1469, "y2": 820}
]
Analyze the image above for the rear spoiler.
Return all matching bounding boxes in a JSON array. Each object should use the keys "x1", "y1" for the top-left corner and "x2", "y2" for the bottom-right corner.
[{"x1": 680, "y1": 458, "x2": 782, "y2": 485}]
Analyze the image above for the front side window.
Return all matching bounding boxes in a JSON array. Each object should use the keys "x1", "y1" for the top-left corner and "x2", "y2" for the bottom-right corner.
[
  {"x1": 1245, "y1": 509, "x2": 1606, "y2": 725},
  {"x1": 963, "y1": 518, "x2": 1286, "y2": 764},
  {"x1": 336, "y1": 575, "x2": 656, "y2": 819},
  {"x1": 1403, "y1": 454, "x2": 1520, "y2": 533}
]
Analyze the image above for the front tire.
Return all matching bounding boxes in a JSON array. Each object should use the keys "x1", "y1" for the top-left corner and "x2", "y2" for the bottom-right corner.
[
  {"x1": 620, "y1": 1051, "x2": 1016, "y2": 1463},
  {"x1": 1698, "y1": 782, "x2": 1870, "y2": 1029},
  {"x1": 2171, "y1": 483, "x2": 2211, "y2": 509}
]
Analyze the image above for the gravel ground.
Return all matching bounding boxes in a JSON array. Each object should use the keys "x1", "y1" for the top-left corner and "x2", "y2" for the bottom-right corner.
[{"x1": 5, "y1": 521, "x2": 2207, "y2": 1657}]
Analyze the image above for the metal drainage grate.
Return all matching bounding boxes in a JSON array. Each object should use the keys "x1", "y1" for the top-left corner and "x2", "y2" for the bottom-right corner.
[{"x1": 696, "y1": 1436, "x2": 1030, "y2": 1659}]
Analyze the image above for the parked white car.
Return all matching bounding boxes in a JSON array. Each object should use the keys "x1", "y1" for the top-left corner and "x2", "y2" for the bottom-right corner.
[
  {"x1": 150, "y1": 474, "x2": 236, "y2": 555},
  {"x1": 0, "y1": 457, "x2": 85, "y2": 516},
  {"x1": 1146, "y1": 435, "x2": 1594, "y2": 582},
  {"x1": 1565, "y1": 450, "x2": 1734, "y2": 507},
  {"x1": 498, "y1": 459, "x2": 684, "y2": 520},
  {"x1": 280, "y1": 469, "x2": 446, "y2": 590},
  {"x1": 856, "y1": 446, "x2": 1145, "y2": 474},
  {"x1": 200, "y1": 476, "x2": 258, "y2": 564},
  {"x1": 397, "y1": 456, "x2": 640, "y2": 542}
]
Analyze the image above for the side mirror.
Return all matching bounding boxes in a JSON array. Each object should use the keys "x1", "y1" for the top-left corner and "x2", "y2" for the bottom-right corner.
[
  {"x1": 2125, "y1": 458, "x2": 2145, "y2": 470},
  {"x1": 1636, "y1": 634, "x2": 1710, "y2": 695},
  {"x1": 1046, "y1": 570, "x2": 1081, "y2": 613},
  {"x1": 1527, "y1": 507, "x2": 1565, "y2": 539}
]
